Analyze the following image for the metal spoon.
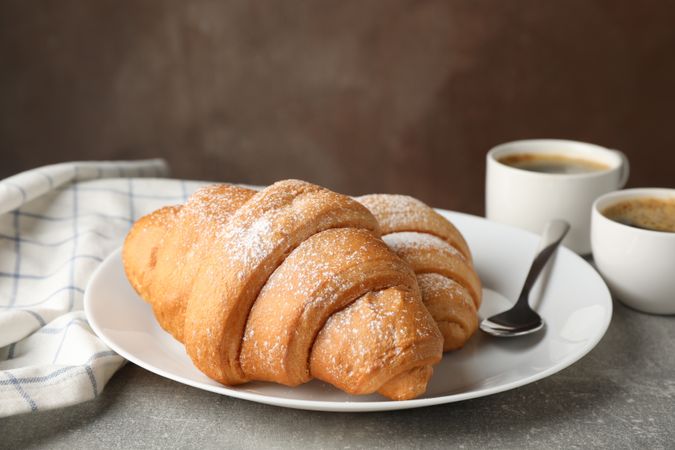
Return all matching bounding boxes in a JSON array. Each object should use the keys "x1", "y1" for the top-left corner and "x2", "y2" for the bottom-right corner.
[{"x1": 480, "y1": 220, "x2": 570, "y2": 337}]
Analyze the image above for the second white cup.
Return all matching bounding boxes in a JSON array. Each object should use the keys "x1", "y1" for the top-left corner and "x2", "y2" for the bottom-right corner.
[
  {"x1": 486, "y1": 139, "x2": 629, "y2": 254},
  {"x1": 591, "y1": 188, "x2": 675, "y2": 314}
]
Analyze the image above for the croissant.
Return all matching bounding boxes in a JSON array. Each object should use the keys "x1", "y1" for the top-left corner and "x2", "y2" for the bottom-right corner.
[
  {"x1": 357, "y1": 194, "x2": 482, "y2": 351},
  {"x1": 123, "y1": 180, "x2": 443, "y2": 400}
]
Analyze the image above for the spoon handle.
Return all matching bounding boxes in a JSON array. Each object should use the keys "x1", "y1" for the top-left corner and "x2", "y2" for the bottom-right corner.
[{"x1": 515, "y1": 220, "x2": 570, "y2": 308}]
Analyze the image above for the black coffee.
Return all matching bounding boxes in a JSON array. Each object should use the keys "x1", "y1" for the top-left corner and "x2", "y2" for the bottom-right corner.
[
  {"x1": 603, "y1": 197, "x2": 675, "y2": 233},
  {"x1": 499, "y1": 153, "x2": 610, "y2": 174}
]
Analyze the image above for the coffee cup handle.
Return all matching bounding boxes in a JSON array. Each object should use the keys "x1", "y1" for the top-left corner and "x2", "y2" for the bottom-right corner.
[{"x1": 612, "y1": 149, "x2": 630, "y2": 187}]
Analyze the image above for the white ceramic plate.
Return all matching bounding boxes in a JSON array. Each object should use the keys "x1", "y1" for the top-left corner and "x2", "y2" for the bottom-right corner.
[{"x1": 84, "y1": 210, "x2": 612, "y2": 412}]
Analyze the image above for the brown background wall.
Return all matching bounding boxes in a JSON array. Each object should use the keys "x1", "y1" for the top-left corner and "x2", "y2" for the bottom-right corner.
[{"x1": 1, "y1": 0, "x2": 674, "y2": 215}]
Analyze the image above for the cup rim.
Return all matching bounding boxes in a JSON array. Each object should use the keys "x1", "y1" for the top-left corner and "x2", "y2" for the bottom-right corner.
[
  {"x1": 487, "y1": 139, "x2": 621, "y2": 179},
  {"x1": 592, "y1": 187, "x2": 675, "y2": 237}
]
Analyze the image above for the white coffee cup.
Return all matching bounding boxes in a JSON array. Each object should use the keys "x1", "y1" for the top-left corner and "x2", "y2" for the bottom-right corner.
[
  {"x1": 486, "y1": 139, "x2": 629, "y2": 254},
  {"x1": 591, "y1": 188, "x2": 675, "y2": 315}
]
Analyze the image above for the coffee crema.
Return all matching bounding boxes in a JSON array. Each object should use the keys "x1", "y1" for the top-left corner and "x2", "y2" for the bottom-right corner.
[
  {"x1": 602, "y1": 197, "x2": 675, "y2": 233},
  {"x1": 498, "y1": 153, "x2": 610, "y2": 174}
]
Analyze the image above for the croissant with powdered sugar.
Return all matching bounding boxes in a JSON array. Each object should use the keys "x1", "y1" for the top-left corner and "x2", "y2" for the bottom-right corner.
[{"x1": 123, "y1": 180, "x2": 443, "y2": 400}]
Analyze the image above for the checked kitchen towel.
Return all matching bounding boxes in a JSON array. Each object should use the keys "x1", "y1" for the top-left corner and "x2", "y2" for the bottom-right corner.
[{"x1": 0, "y1": 160, "x2": 208, "y2": 417}]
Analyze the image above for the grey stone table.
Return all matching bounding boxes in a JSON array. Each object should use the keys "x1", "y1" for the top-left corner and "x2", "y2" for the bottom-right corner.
[{"x1": 3, "y1": 299, "x2": 674, "y2": 449}]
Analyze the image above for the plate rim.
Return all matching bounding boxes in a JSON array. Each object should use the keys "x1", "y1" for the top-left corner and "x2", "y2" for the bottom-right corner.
[{"x1": 85, "y1": 209, "x2": 613, "y2": 412}]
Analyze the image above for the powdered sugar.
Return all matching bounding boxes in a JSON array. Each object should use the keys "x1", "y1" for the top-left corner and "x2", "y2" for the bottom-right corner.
[
  {"x1": 417, "y1": 273, "x2": 474, "y2": 310},
  {"x1": 357, "y1": 194, "x2": 434, "y2": 230},
  {"x1": 383, "y1": 231, "x2": 462, "y2": 259}
]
